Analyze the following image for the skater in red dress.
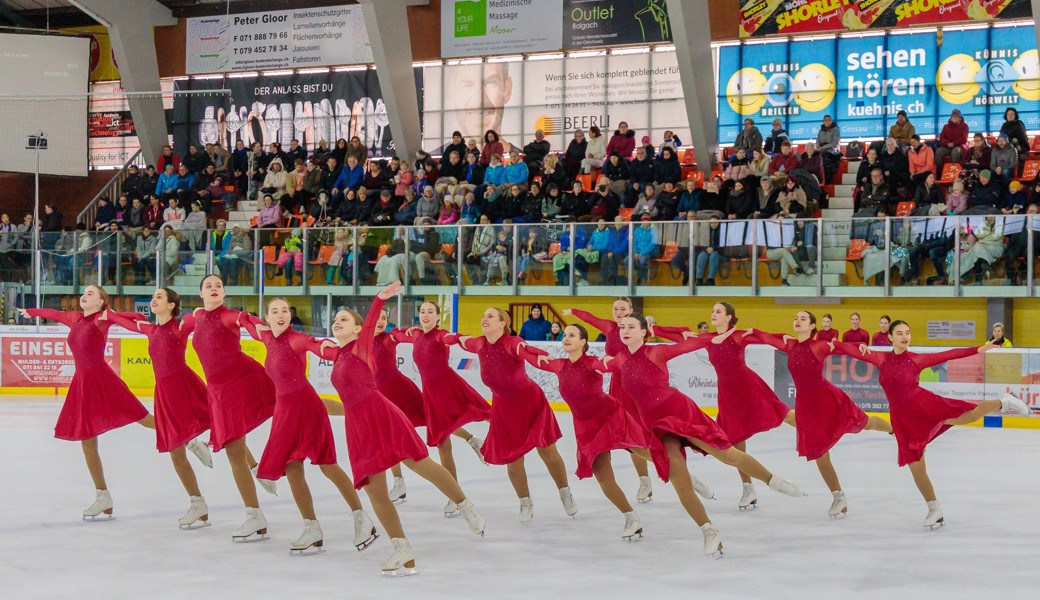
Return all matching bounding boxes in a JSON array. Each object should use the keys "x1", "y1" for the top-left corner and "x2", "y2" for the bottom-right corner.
[
  {"x1": 600, "y1": 314, "x2": 806, "y2": 557},
  {"x1": 816, "y1": 313, "x2": 839, "y2": 343},
  {"x1": 19, "y1": 285, "x2": 155, "y2": 521},
  {"x1": 238, "y1": 299, "x2": 375, "y2": 556},
  {"x1": 742, "y1": 310, "x2": 893, "y2": 518},
  {"x1": 323, "y1": 283, "x2": 485, "y2": 576},
  {"x1": 450, "y1": 307, "x2": 574, "y2": 522},
  {"x1": 390, "y1": 300, "x2": 489, "y2": 516},
  {"x1": 371, "y1": 307, "x2": 426, "y2": 505},
  {"x1": 832, "y1": 320, "x2": 1029, "y2": 529},
  {"x1": 528, "y1": 323, "x2": 660, "y2": 540},
  {"x1": 653, "y1": 302, "x2": 795, "y2": 511},
  {"x1": 181, "y1": 275, "x2": 277, "y2": 542},
  {"x1": 102, "y1": 288, "x2": 215, "y2": 529}
]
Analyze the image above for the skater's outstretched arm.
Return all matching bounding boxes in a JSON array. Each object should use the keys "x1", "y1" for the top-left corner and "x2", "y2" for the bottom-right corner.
[
  {"x1": 647, "y1": 335, "x2": 711, "y2": 363},
  {"x1": 741, "y1": 328, "x2": 787, "y2": 351},
  {"x1": 911, "y1": 345, "x2": 988, "y2": 370},
  {"x1": 354, "y1": 282, "x2": 399, "y2": 369},
  {"x1": 650, "y1": 325, "x2": 691, "y2": 343},
  {"x1": 389, "y1": 327, "x2": 416, "y2": 344},
  {"x1": 21, "y1": 308, "x2": 77, "y2": 327},
  {"x1": 104, "y1": 311, "x2": 154, "y2": 335},
  {"x1": 511, "y1": 337, "x2": 549, "y2": 367},
  {"x1": 565, "y1": 308, "x2": 615, "y2": 336},
  {"x1": 237, "y1": 311, "x2": 266, "y2": 342},
  {"x1": 830, "y1": 340, "x2": 885, "y2": 367}
]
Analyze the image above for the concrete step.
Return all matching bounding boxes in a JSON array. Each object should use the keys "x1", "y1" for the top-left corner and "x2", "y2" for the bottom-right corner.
[
  {"x1": 823, "y1": 247, "x2": 848, "y2": 260},
  {"x1": 822, "y1": 208, "x2": 854, "y2": 219},
  {"x1": 787, "y1": 273, "x2": 843, "y2": 286},
  {"x1": 184, "y1": 263, "x2": 208, "y2": 276},
  {"x1": 829, "y1": 196, "x2": 854, "y2": 209},
  {"x1": 228, "y1": 210, "x2": 257, "y2": 222},
  {"x1": 823, "y1": 233, "x2": 851, "y2": 246},
  {"x1": 834, "y1": 184, "x2": 857, "y2": 196},
  {"x1": 823, "y1": 220, "x2": 850, "y2": 235},
  {"x1": 238, "y1": 201, "x2": 258, "y2": 211},
  {"x1": 822, "y1": 260, "x2": 846, "y2": 274},
  {"x1": 226, "y1": 220, "x2": 252, "y2": 230},
  {"x1": 173, "y1": 274, "x2": 205, "y2": 287},
  {"x1": 842, "y1": 173, "x2": 858, "y2": 185}
]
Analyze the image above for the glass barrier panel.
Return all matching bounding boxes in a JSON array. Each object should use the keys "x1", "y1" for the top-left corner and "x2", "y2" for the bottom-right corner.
[{"x1": 517, "y1": 221, "x2": 569, "y2": 288}]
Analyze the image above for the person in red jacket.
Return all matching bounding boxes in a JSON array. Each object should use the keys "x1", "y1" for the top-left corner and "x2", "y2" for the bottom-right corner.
[
  {"x1": 605, "y1": 121, "x2": 636, "y2": 159},
  {"x1": 935, "y1": 109, "x2": 969, "y2": 168},
  {"x1": 871, "y1": 315, "x2": 892, "y2": 346},
  {"x1": 841, "y1": 312, "x2": 870, "y2": 344},
  {"x1": 769, "y1": 140, "x2": 800, "y2": 175},
  {"x1": 157, "y1": 145, "x2": 180, "y2": 173}
]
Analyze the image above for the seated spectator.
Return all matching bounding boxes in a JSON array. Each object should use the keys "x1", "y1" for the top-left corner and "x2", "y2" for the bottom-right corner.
[
  {"x1": 310, "y1": 190, "x2": 332, "y2": 225},
  {"x1": 211, "y1": 142, "x2": 231, "y2": 175},
  {"x1": 182, "y1": 144, "x2": 211, "y2": 174},
  {"x1": 627, "y1": 146, "x2": 655, "y2": 208},
  {"x1": 632, "y1": 183, "x2": 659, "y2": 219},
  {"x1": 763, "y1": 118, "x2": 788, "y2": 154},
  {"x1": 540, "y1": 153, "x2": 566, "y2": 191},
  {"x1": 907, "y1": 135, "x2": 935, "y2": 187},
  {"x1": 126, "y1": 197, "x2": 146, "y2": 229},
  {"x1": 855, "y1": 168, "x2": 889, "y2": 218},
  {"x1": 734, "y1": 118, "x2": 763, "y2": 152},
  {"x1": 541, "y1": 184, "x2": 562, "y2": 220},
  {"x1": 522, "y1": 129, "x2": 552, "y2": 175},
  {"x1": 1001, "y1": 180, "x2": 1026, "y2": 215},
  {"x1": 94, "y1": 197, "x2": 117, "y2": 229},
  {"x1": 764, "y1": 223, "x2": 803, "y2": 286},
  {"x1": 653, "y1": 146, "x2": 681, "y2": 187},
  {"x1": 261, "y1": 158, "x2": 287, "y2": 202},
  {"x1": 182, "y1": 200, "x2": 207, "y2": 250},
  {"x1": 132, "y1": 224, "x2": 158, "y2": 285},
  {"x1": 799, "y1": 142, "x2": 825, "y2": 184},
  {"x1": 503, "y1": 150, "x2": 530, "y2": 188},
  {"x1": 560, "y1": 181, "x2": 590, "y2": 220},
  {"x1": 580, "y1": 125, "x2": 607, "y2": 173},
  {"x1": 435, "y1": 151, "x2": 466, "y2": 196},
  {"x1": 257, "y1": 194, "x2": 281, "y2": 228},
  {"x1": 950, "y1": 215, "x2": 1005, "y2": 284},
  {"x1": 394, "y1": 161, "x2": 416, "y2": 199},
  {"x1": 990, "y1": 134, "x2": 1018, "y2": 187},
  {"x1": 286, "y1": 159, "x2": 320, "y2": 211},
  {"x1": 606, "y1": 122, "x2": 636, "y2": 159},
  {"x1": 913, "y1": 172, "x2": 943, "y2": 215},
  {"x1": 393, "y1": 189, "x2": 419, "y2": 225},
  {"x1": 581, "y1": 182, "x2": 620, "y2": 222},
  {"x1": 443, "y1": 131, "x2": 467, "y2": 164},
  {"x1": 945, "y1": 180, "x2": 968, "y2": 214},
  {"x1": 415, "y1": 186, "x2": 440, "y2": 222},
  {"x1": 754, "y1": 177, "x2": 779, "y2": 218},
  {"x1": 364, "y1": 160, "x2": 394, "y2": 202},
  {"x1": 967, "y1": 170, "x2": 1001, "y2": 213},
  {"x1": 769, "y1": 141, "x2": 799, "y2": 175},
  {"x1": 700, "y1": 176, "x2": 726, "y2": 216},
  {"x1": 726, "y1": 180, "x2": 754, "y2": 220},
  {"x1": 310, "y1": 140, "x2": 331, "y2": 166},
  {"x1": 776, "y1": 177, "x2": 808, "y2": 218},
  {"x1": 369, "y1": 190, "x2": 397, "y2": 226},
  {"x1": 963, "y1": 132, "x2": 992, "y2": 171},
  {"x1": 479, "y1": 129, "x2": 505, "y2": 167},
  {"x1": 602, "y1": 152, "x2": 631, "y2": 197},
  {"x1": 564, "y1": 129, "x2": 587, "y2": 179},
  {"x1": 935, "y1": 109, "x2": 969, "y2": 167},
  {"x1": 516, "y1": 230, "x2": 548, "y2": 281},
  {"x1": 677, "y1": 180, "x2": 701, "y2": 215},
  {"x1": 659, "y1": 130, "x2": 682, "y2": 155},
  {"x1": 122, "y1": 164, "x2": 148, "y2": 200},
  {"x1": 639, "y1": 135, "x2": 656, "y2": 160},
  {"x1": 466, "y1": 138, "x2": 480, "y2": 162},
  {"x1": 656, "y1": 181, "x2": 680, "y2": 221},
  {"x1": 163, "y1": 197, "x2": 185, "y2": 228},
  {"x1": 750, "y1": 148, "x2": 771, "y2": 180},
  {"x1": 488, "y1": 184, "x2": 523, "y2": 223},
  {"x1": 157, "y1": 145, "x2": 180, "y2": 172},
  {"x1": 481, "y1": 153, "x2": 508, "y2": 202},
  {"x1": 460, "y1": 192, "x2": 482, "y2": 223},
  {"x1": 156, "y1": 164, "x2": 179, "y2": 197},
  {"x1": 274, "y1": 228, "x2": 305, "y2": 284},
  {"x1": 816, "y1": 115, "x2": 842, "y2": 183},
  {"x1": 632, "y1": 215, "x2": 658, "y2": 285},
  {"x1": 724, "y1": 148, "x2": 751, "y2": 183},
  {"x1": 694, "y1": 217, "x2": 722, "y2": 286},
  {"x1": 889, "y1": 110, "x2": 916, "y2": 147},
  {"x1": 855, "y1": 148, "x2": 882, "y2": 190},
  {"x1": 879, "y1": 137, "x2": 910, "y2": 195},
  {"x1": 346, "y1": 136, "x2": 367, "y2": 165},
  {"x1": 518, "y1": 183, "x2": 543, "y2": 223},
  {"x1": 206, "y1": 175, "x2": 235, "y2": 209},
  {"x1": 332, "y1": 155, "x2": 365, "y2": 201},
  {"x1": 191, "y1": 164, "x2": 218, "y2": 208},
  {"x1": 144, "y1": 195, "x2": 164, "y2": 228},
  {"x1": 1003, "y1": 203, "x2": 1040, "y2": 284},
  {"x1": 1000, "y1": 107, "x2": 1029, "y2": 161}
]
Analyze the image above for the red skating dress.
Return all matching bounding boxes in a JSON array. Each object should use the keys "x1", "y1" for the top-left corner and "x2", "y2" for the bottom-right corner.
[
  {"x1": 747, "y1": 331, "x2": 867, "y2": 461},
  {"x1": 832, "y1": 342, "x2": 978, "y2": 466},
  {"x1": 655, "y1": 328, "x2": 790, "y2": 445},
  {"x1": 182, "y1": 305, "x2": 275, "y2": 452},
  {"x1": 326, "y1": 296, "x2": 429, "y2": 489},
  {"x1": 26, "y1": 309, "x2": 149, "y2": 441},
  {"x1": 534, "y1": 354, "x2": 649, "y2": 479},
  {"x1": 373, "y1": 331, "x2": 426, "y2": 428},
  {"x1": 602, "y1": 339, "x2": 731, "y2": 481},
  {"x1": 453, "y1": 335, "x2": 562, "y2": 465},
  {"x1": 106, "y1": 312, "x2": 211, "y2": 452},
  {"x1": 239, "y1": 316, "x2": 337, "y2": 480},
  {"x1": 389, "y1": 327, "x2": 490, "y2": 447},
  {"x1": 816, "y1": 329, "x2": 839, "y2": 343},
  {"x1": 569, "y1": 310, "x2": 687, "y2": 423}
]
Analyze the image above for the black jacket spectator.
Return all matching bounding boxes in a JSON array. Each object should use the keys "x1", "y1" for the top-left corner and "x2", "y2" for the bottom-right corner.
[
  {"x1": 763, "y1": 125, "x2": 789, "y2": 154},
  {"x1": 656, "y1": 187, "x2": 680, "y2": 221},
  {"x1": 652, "y1": 148, "x2": 681, "y2": 185},
  {"x1": 725, "y1": 186, "x2": 755, "y2": 219},
  {"x1": 443, "y1": 134, "x2": 467, "y2": 164},
  {"x1": 95, "y1": 200, "x2": 116, "y2": 227},
  {"x1": 122, "y1": 169, "x2": 149, "y2": 200},
  {"x1": 914, "y1": 181, "x2": 942, "y2": 208},
  {"x1": 969, "y1": 177, "x2": 1002, "y2": 209},
  {"x1": 439, "y1": 156, "x2": 467, "y2": 181},
  {"x1": 602, "y1": 154, "x2": 631, "y2": 181},
  {"x1": 564, "y1": 136, "x2": 587, "y2": 177},
  {"x1": 1000, "y1": 108, "x2": 1030, "y2": 158},
  {"x1": 587, "y1": 188, "x2": 620, "y2": 221},
  {"x1": 182, "y1": 146, "x2": 211, "y2": 174},
  {"x1": 629, "y1": 154, "x2": 654, "y2": 185},
  {"x1": 523, "y1": 138, "x2": 551, "y2": 164},
  {"x1": 560, "y1": 190, "x2": 589, "y2": 219}
]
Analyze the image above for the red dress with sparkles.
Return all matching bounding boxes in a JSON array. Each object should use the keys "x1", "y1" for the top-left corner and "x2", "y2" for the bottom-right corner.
[
  {"x1": 535, "y1": 355, "x2": 648, "y2": 479},
  {"x1": 747, "y1": 331, "x2": 867, "y2": 461},
  {"x1": 816, "y1": 329, "x2": 839, "y2": 343},
  {"x1": 27, "y1": 309, "x2": 149, "y2": 441},
  {"x1": 833, "y1": 343, "x2": 977, "y2": 466},
  {"x1": 107, "y1": 312, "x2": 211, "y2": 452},
  {"x1": 389, "y1": 327, "x2": 490, "y2": 447},
  {"x1": 655, "y1": 329, "x2": 790, "y2": 445},
  {"x1": 182, "y1": 306, "x2": 276, "y2": 452},
  {"x1": 602, "y1": 339, "x2": 731, "y2": 482},
  {"x1": 373, "y1": 332, "x2": 426, "y2": 428},
  {"x1": 454, "y1": 335, "x2": 562, "y2": 465},
  {"x1": 326, "y1": 297, "x2": 429, "y2": 489},
  {"x1": 240, "y1": 317, "x2": 338, "y2": 480}
]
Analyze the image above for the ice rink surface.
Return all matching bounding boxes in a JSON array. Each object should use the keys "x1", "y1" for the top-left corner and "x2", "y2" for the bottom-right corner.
[{"x1": 1, "y1": 398, "x2": 1037, "y2": 600}]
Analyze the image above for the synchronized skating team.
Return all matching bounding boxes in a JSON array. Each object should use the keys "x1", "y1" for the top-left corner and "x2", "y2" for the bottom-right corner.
[{"x1": 17, "y1": 287, "x2": 1032, "y2": 576}]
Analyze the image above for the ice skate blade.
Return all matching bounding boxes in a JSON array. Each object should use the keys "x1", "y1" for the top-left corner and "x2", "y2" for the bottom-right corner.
[
  {"x1": 356, "y1": 530, "x2": 379, "y2": 552},
  {"x1": 391, "y1": 495, "x2": 407, "y2": 505},
  {"x1": 637, "y1": 496, "x2": 653, "y2": 504},
  {"x1": 708, "y1": 549, "x2": 724, "y2": 560},
  {"x1": 622, "y1": 530, "x2": 644, "y2": 542},
  {"x1": 82, "y1": 514, "x2": 115, "y2": 522},
  {"x1": 290, "y1": 545, "x2": 326, "y2": 557},
  {"x1": 738, "y1": 502, "x2": 758, "y2": 512},
  {"x1": 828, "y1": 511, "x2": 848, "y2": 520},
  {"x1": 232, "y1": 530, "x2": 270, "y2": 543},
  {"x1": 179, "y1": 520, "x2": 212, "y2": 530},
  {"x1": 381, "y1": 565, "x2": 419, "y2": 578},
  {"x1": 925, "y1": 519, "x2": 944, "y2": 530}
]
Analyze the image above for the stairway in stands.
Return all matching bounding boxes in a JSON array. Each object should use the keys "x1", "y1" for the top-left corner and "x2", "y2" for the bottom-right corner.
[
  {"x1": 227, "y1": 198, "x2": 259, "y2": 230},
  {"x1": 786, "y1": 166, "x2": 856, "y2": 287}
]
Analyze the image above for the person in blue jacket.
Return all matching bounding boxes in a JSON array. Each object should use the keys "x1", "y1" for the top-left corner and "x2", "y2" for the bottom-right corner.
[
  {"x1": 518, "y1": 303, "x2": 552, "y2": 341},
  {"x1": 632, "y1": 215, "x2": 659, "y2": 285}
]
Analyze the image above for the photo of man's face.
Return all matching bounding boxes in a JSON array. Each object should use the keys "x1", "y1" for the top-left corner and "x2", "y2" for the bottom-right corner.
[{"x1": 444, "y1": 63, "x2": 513, "y2": 138}]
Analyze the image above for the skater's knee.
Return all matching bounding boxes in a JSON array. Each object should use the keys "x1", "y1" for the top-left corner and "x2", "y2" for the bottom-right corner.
[{"x1": 535, "y1": 445, "x2": 559, "y2": 460}]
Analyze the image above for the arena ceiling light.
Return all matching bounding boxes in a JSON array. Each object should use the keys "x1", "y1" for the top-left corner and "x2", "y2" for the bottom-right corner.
[
  {"x1": 993, "y1": 19, "x2": 1033, "y2": 28},
  {"x1": 654, "y1": 45, "x2": 676, "y2": 53},
  {"x1": 528, "y1": 53, "x2": 564, "y2": 61},
  {"x1": 611, "y1": 46, "x2": 650, "y2": 55},
  {"x1": 192, "y1": 74, "x2": 225, "y2": 80},
  {"x1": 567, "y1": 50, "x2": 606, "y2": 58},
  {"x1": 261, "y1": 70, "x2": 294, "y2": 76},
  {"x1": 297, "y1": 67, "x2": 330, "y2": 74},
  {"x1": 227, "y1": 72, "x2": 258, "y2": 78},
  {"x1": 487, "y1": 55, "x2": 523, "y2": 63},
  {"x1": 333, "y1": 65, "x2": 368, "y2": 71},
  {"x1": 890, "y1": 27, "x2": 937, "y2": 35}
]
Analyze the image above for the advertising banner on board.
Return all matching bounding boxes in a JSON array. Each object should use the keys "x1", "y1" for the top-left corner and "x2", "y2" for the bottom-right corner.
[
  {"x1": 1, "y1": 336, "x2": 119, "y2": 387},
  {"x1": 563, "y1": 0, "x2": 673, "y2": 49},
  {"x1": 185, "y1": 5, "x2": 372, "y2": 74},
  {"x1": 718, "y1": 26, "x2": 1040, "y2": 142},
  {"x1": 88, "y1": 81, "x2": 175, "y2": 168},
  {"x1": 442, "y1": 0, "x2": 564, "y2": 58},
  {"x1": 739, "y1": 0, "x2": 1032, "y2": 38}
]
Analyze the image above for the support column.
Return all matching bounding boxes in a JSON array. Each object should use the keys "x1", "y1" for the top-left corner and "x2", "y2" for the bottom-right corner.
[
  {"x1": 359, "y1": 0, "x2": 427, "y2": 162},
  {"x1": 665, "y1": 0, "x2": 718, "y2": 167},
  {"x1": 70, "y1": 0, "x2": 175, "y2": 166}
]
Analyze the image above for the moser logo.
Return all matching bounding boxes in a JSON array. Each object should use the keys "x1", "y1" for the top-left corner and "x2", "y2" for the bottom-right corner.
[{"x1": 454, "y1": 0, "x2": 486, "y2": 38}]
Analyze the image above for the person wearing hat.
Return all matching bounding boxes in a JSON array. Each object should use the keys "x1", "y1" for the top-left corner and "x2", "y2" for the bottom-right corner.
[
  {"x1": 907, "y1": 134, "x2": 935, "y2": 187},
  {"x1": 1001, "y1": 180, "x2": 1026, "y2": 215},
  {"x1": 444, "y1": 131, "x2": 467, "y2": 164},
  {"x1": 990, "y1": 133, "x2": 1019, "y2": 188},
  {"x1": 889, "y1": 110, "x2": 916, "y2": 147},
  {"x1": 518, "y1": 303, "x2": 552, "y2": 341},
  {"x1": 968, "y1": 169, "x2": 1002, "y2": 213},
  {"x1": 936, "y1": 109, "x2": 969, "y2": 168},
  {"x1": 639, "y1": 134, "x2": 657, "y2": 160}
]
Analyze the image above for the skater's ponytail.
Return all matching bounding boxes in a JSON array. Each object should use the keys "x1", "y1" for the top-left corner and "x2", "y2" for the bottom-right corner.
[
  {"x1": 718, "y1": 302, "x2": 738, "y2": 327},
  {"x1": 85, "y1": 285, "x2": 110, "y2": 311},
  {"x1": 568, "y1": 323, "x2": 591, "y2": 354},
  {"x1": 161, "y1": 288, "x2": 181, "y2": 317}
]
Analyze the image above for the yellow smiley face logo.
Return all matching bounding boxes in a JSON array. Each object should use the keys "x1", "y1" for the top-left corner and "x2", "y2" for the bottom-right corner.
[
  {"x1": 793, "y1": 63, "x2": 836, "y2": 113},
  {"x1": 1012, "y1": 50, "x2": 1040, "y2": 101},
  {"x1": 726, "y1": 67, "x2": 767, "y2": 115},
  {"x1": 937, "y1": 54, "x2": 982, "y2": 104}
]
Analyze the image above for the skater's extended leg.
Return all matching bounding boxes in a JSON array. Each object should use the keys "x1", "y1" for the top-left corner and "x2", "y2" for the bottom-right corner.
[
  {"x1": 170, "y1": 445, "x2": 202, "y2": 497},
  {"x1": 365, "y1": 472, "x2": 405, "y2": 539},
  {"x1": 865, "y1": 416, "x2": 893, "y2": 433},
  {"x1": 944, "y1": 399, "x2": 1002, "y2": 426},
  {"x1": 404, "y1": 457, "x2": 465, "y2": 503},
  {"x1": 506, "y1": 456, "x2": 530, "y2": 499},
  {"x1": 663, "y1": 435, "x2": 709, "y2": 526},
  {"x1": 225, "y1": 437, "x2": 260, "y2": 508},
  {"x1": 690, "y1": 439, "x2": 773, "y2": 484},
  {"x1": 907, "y1": 457, "x2": 937, "y2": 503},
  {"x1": 732, "y1": 440, "x2": 753, "y2": 484},
  {"x1": 318, "y1": 463, "x2": 364, "y2": 511},
  {"x1": 592, "y1": 453, "x2": 634, "y2": 513},
  {"x1": 81, "y1": 437, "x2": 107, "y2": 490},
  {"x1": 137, "y1": 414, "x2": 156, "y2": 429},
  {"x1": 437, "y1": 439, "x2": 459, "y2": 481},
  {"x1": 536, "y1": 444, "x2": 570, "y2": 489},
  {"x1": 286, "y1": 461, "x2": 316, "y2": 520},
  {"x1": 815, "y1": 452, "x2": 841, "y2": 492}
]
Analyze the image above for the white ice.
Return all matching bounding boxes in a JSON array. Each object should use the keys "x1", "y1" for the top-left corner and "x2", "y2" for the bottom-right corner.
[{"x1": 1, "y1": 398, "x2": 1037, "y2": 600}]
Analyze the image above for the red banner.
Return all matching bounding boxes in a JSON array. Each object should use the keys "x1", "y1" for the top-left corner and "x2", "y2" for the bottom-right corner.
[
  {"x1": 740, "y1": 0, "x2": 1031, "y2": 38},
  {"x1": 1, "y1": 336, "x2": 120, "y2": 387}
]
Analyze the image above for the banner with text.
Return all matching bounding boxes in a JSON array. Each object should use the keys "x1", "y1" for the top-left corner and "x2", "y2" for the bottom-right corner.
[
  {"x1": 172, "y1": 69, "x2": 406, "y2": 158},
  {"x1": 718, "y1": 25, "x2": 1040, "y2": 142},
  {"x1": 563, "y1": 0, "x2": 673, "y2": 49},
  {"x1": 422, "y1": 51, "x2": 689, "y2": 154},
  {"x1": 88, "y1": 81, "x2": 174, "y2": 168},
  {"x1": 186, "y1": 5, "x2": 372, "y2": 74},
  {"x1": 739, "y1": 0, "x2": 1032, "y2": 38},
  {"x1": 442, "y1": 0, "x2": 564, "y2": 58}
]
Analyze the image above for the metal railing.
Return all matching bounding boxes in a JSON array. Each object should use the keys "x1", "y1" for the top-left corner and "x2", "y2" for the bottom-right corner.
[{"x1": 76, "y1": 149, "x2": 145, "y2": 228}]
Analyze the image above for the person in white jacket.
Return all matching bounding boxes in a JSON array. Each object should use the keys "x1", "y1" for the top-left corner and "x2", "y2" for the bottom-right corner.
[
  {"x1": 262, "y1": 157, "x2": 288, "y2": 201},
  {"x1": 581, "y1": 125, "x2": 607, "y2": 173}
]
